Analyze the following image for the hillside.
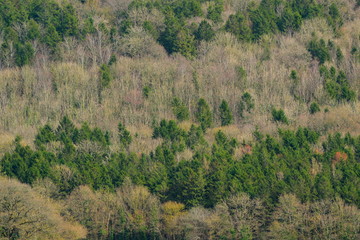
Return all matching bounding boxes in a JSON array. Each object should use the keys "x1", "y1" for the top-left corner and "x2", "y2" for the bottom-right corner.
[{"x1": 0, "y1": 0, "x2": 360, "y2": 239}]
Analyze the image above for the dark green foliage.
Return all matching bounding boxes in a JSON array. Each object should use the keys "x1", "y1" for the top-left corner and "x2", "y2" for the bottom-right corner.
[
  {"x1": 173, "y1": 0, "x2": 203, "y2": 18},
  {"x1": 249, "y1": 1, "x2": 278, "y2": 40},
  {"x1": 327, "y1": 3, "x2": 343, "y2": 31},
  {"x1": 336, "y1": 47, "x2": 344, "y2": 63},
  {"x1": 171, "y1": 161, "x2": 206, "y2": 207},
  {"x1": 15, "y1": 42, "x2": 34, "y2": 67},
  {"x1": 308, "y1": 38, "x2": 331, "y2": 64},
  {"x1": 225, "y1": 12, "x2": 252, "y2": 41},
  {"x1": 290, "y1": 70, "x2": 298, "y2": 80},
  {"x1": 196, "y1": 20, "x2": 215, "y2": 41},
  {"x1": 278, "y1": 8, "x2": 302, "y2": 32},
  {"x1": 171, "y1": 97, "x2": 189, "y2": 121},
  {"x1": 219, "y1": 100, "x2": 233, "y2": 126},
  {"x1": 2, "y1": 119, "x2": 360, "y2": 210},
  {"x1": 321, "y1": 67, "x2": 356, "y2": 102},
  {"x1": 27, "y1": 19, "x2": 40, "y2": 40},
  {"x1": 238, "y1": 92, "x2": 254, "y2": 118},
  {"x1": 195, "y1": 98, "x2": 213, "y2": 130},
  {"x1": 142, "y1": 86, "x2": 151, "y2": 98},
  {"x1": 290, "y1": 0, "x2": 321, "y2": 19},
  {"x1": 207, "y1": 0, "x2": 224, "y2": 23},
  {"x1": 99, "y1": 64, "x2": 112, "y2": 89},
  {"x1": 42, "y1": 24, "x2": 61, "y2": 52},
  {"x1": 271, "y1": 108, "x2": 289, "y2": 124},
  {"x1": 309, "y1": 102, "x2": 320, "y2": 114},
  {"x1": 119, "y1": 123, "x2": 132, "y2": 149},
  {"x1": 159, "y1": 13, "x2": 196, "y2": 58},
  {"x1": 187, "y1": 124, "x2": 207, "y2": 150}
]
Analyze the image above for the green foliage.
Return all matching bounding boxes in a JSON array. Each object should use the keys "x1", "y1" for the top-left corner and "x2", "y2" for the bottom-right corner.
[
  {"x1": 159, "y1": 13, "x2": 196, "y2": 58},
  {"x1": 308, "y1": 38, "x2": 331, "y2": 64},
  {"x1": 99, "y1": 64, "x2": 112, "y2": 89},
  {"x1": 327, "y1": 3, "x2": 343, "y2": 31},
  {"x1": 153, "y1": 120, "x2": 186, "y2": 142},
  {"x1": 196, "y1": 20, "x2": 215, "y2": 41},
  {"x1": 15, "y1": 42, "x2": 34, "y2": 67},
  {"x1": 238, "y1": 92, "x2": 254, "y2": 118},
  {"x1": 143, "y1": 86, "x2": 151, "y2": 98},
  {"x1": 321, "y1": 67, "x2": 356, "y2": 102},
  {"x1": 171, "y1": 97, "x2": 189, "y2": 121},
  {"x1": 219, "y1": 100, "x2": 233, "y2": 126},
  {"x1": 173, "y1": 0, "x2": 203, "y2": 18},
  {"x1": 207, "y1": 0, "x2": 224, "y2": 23},
  {"x1": 271, "y1": 108, "x2": 289, "y2": 124},
  {"x1": 309, "y1": 102, "x2": 320, "y2": 114},
  {"x1": 195, "y1": 98, "x2": 213, "y2": 130},
  {"x1": 119, "y1": 122, "x2": 132, "y2": 149},
  {"x1": 278, "y1": 8, "x2": 302, "y2": 32},
  {"x1": 225, "y1": 12, "x2": 252, "y2": 41}
]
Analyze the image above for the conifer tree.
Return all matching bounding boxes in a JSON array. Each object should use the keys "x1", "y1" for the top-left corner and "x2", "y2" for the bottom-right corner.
[
  {"x1": 219, "y1": 100, "x2": 233, "y2": 126},
  {"x1": 195, "y1": 98, "x2": 213, "y2": 130},
  {"x1": 118, "y1": 122, "x2": 132, "y2": 150}
]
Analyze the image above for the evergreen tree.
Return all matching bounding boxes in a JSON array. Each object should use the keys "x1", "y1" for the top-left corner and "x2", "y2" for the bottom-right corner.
[
  {"x1": 119, "y1": 122, "x2": 132, "y2": 150},
  {"x1": 219, "y1": 100, "x2": 233, "y2": 126},
  {"x1": 15, "y1": 42, "x2": 34, "y2": 67},
  {"x1": 225, "y1": 12, "x2": 252, "y2": 41},
  {"x1": 196, "y1": 20, "x2": 215, "y2": 41},
  {"x1": 99, "y1": 64, "x2": 112, "y2": 89},
  {"x1": 195, "y1": 98, "x2": 213, "y2": 130},
  {"x1": 171, "y1": 97, "x2": 189, "y2": 122}
]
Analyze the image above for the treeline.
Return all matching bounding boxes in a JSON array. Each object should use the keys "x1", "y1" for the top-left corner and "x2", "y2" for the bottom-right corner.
[{"x1": 1, "y1": 116, "x2": 359, "y2": 238}]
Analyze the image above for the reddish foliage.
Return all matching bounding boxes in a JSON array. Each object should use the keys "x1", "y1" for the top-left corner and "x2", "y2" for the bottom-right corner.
[{"x1": 332, "y1": 151, "x2": 348, "y2": 166}]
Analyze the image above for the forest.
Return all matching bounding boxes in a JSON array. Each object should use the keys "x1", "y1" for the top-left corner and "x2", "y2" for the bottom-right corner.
[{"x1": 0, "y1": 0, "x2": 360, "y2": 239}]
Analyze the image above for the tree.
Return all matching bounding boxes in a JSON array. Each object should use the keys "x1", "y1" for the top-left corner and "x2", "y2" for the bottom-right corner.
[
  {"x1": 308, "y1": 38, "x2": 330, "y2": 64},
  {"x1": 195, "y1": 98, "x2": 213, "y2": 130},
  {"x1": 272, "y1": 108, "x2": 289, "y2": 124},
  {"x1": 278, "y1": 8, "x2": 302, "y2": 33},
  {"x1": 238, "y1": 92, "x2": 254, "y2": 118},
  {"x1": 225, "y1": 12, "x2": 252, "y2": 41},
  {"x1": 0, "y1": 177, "x2": 86, "y2": 240},
  {"x1": 171, "y1": 97, "x2": 189, "y2": 121},
  {"x1": 207, "y1": 0, "x2": 223, "y2": 23},
  {"x1": 15, "y1": 42, "x2": 34, "y2": 67},
  {"x1": 219, "y1": 100, "x2": 233, "y2": 126},
  {"x1": 196, "y1": 20, "x2": 215, "y2": 41},
  {"x1": 118, "y1": 122, "x2": 132, "y2": 150},
  {"x1": 99, "y1": 64, "x2": 112, "y2": 89},
  {"x1": 309, "y1": 102, "x2": 320, "y2": 114}
]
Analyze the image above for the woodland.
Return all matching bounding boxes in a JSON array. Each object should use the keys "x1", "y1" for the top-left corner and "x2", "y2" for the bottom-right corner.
[{"x1": 0, "y1": 0, "x2": 360, "y2": 239}]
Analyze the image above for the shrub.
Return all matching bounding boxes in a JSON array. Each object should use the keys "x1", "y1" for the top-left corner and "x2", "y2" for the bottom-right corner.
[{"x1": 309, "y1": 102, "x2": 320, "y2": 114}]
